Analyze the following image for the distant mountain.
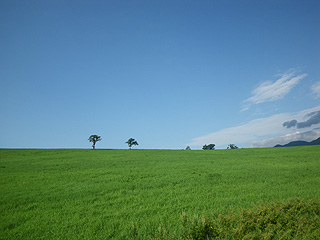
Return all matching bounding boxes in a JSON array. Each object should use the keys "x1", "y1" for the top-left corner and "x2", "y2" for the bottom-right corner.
[
  {"x1": 274, "y1": 137, "x2": 320, "y2": 147},
  {"x1": 310, "y1": 137, "x2": 320, "y2": 145}
]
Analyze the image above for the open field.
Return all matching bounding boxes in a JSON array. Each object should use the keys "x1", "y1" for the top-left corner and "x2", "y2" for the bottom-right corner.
[{"x1": 1, "y1": 146, "x2": 320, "y2": 239}]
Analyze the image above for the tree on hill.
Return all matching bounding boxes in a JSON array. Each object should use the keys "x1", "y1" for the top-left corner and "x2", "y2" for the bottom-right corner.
[
  {"x1": 126, "y1": 138, "x2": 139, "y2": 149},
  {"x1": 202, "y1": 144, "x2": 215, "y2": 150},
  {"x1": 88, "y1": 135, "x2": 101, "y2": 150}
]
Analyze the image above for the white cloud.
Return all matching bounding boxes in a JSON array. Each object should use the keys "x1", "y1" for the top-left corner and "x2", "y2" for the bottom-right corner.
[
  {"x1": 240, "y1": 106, "x2": 250, "y2": 112},
  {"x1": 244, "y1": 70, "x2": 307, "y2": 105},
  {"x1": 188, "y1": 105, "x2": 320, "y2": 149},
  {"x1": 311, "y1": 82, "x2": 320, "y2": 99}
]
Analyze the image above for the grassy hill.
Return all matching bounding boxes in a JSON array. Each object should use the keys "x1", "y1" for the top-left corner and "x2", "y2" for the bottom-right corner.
[{"x1": 1, "y1": 146, "x2": 319, "y2": 239}]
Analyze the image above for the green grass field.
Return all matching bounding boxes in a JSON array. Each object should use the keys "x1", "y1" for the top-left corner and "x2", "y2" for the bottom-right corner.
[{"x1": 1, "y1": 146, "x2": 319, "y2": 239}]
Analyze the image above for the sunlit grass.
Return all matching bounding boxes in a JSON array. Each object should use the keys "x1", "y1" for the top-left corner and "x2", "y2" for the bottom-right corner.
[{"x1": 1, "y1": 146, "x2": 319, "y2": 239}]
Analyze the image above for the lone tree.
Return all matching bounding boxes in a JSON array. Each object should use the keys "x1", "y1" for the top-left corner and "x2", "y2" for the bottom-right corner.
[
  {"x1": 88, "y1": 135, "x2": 101, "y2": 150},
  {"x1": 202, "y1": 144, "x2": 215, "y2": 150},
  {"x1": 126, "y1": 138, "x2": 138, "y2": 149}
]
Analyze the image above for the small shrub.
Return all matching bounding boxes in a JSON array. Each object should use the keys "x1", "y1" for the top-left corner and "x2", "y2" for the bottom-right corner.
[
  {"x1": 181, "y1": 213, "x2": 218, "y2": 240},
  {"x1": 181, "y1": 198, "x2": 320, "y2": 239},
  {"x1": 227, "y1": 144, "x2": 238, "y2": 149},
  {"x1": 202, "y1": 144, "x2": 215, "y2": 150}
]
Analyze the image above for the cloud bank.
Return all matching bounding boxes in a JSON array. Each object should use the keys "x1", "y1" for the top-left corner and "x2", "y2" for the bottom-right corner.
[
  {"x1": 243, "y1": 70, "x2": 307, "y2": 109},
  {"x1": 188, "y1": 106, "x2": 320, "y2": 149},
  {"x1": 189, "y1": 69, "x2": 318, "y2": 149}
]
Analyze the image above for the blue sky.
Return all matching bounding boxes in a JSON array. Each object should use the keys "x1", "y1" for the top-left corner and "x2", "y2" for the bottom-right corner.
[{"x1": 1, "y1": 0, "x2": 320, "y2": 149}]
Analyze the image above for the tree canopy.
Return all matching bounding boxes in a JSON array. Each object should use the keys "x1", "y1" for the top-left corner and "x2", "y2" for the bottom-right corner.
[
  {"x1": 88, "y1": 135, "x2": 101, "y2": 150},
  {"x1": 202, "y1": 144, "x2": 215, "y2": 150},
  {"x1": 126, "y1": 138, "x2": 138, "y2": 149}
]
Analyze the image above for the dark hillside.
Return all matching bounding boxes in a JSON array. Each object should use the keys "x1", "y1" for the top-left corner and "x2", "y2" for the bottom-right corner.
[{"x1": 310, "y1": 137, "x2": 320, "y2": 145}]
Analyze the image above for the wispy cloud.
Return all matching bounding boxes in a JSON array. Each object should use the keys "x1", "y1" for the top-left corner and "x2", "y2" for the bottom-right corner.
[
  {"x1": 243, "y1": 69, "x2": 307, "y2": 110},
  {"x1": 188, "y1": 105, "x2": 320, "y2": 149},
  {"x1": 311, "y1": 82, "x2": 320, "y2": 99}
]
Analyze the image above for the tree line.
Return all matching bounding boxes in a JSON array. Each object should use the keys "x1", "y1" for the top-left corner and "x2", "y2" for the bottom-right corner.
[
  {"x1": 201, "y1": 144, "x2": 238, "y2": 150},
  {"x1": 88, "y1": 135, "x2": 238, "y2": 150}
]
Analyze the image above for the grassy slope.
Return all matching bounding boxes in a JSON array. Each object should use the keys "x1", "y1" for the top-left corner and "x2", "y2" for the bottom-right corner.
[{"x1": 0, "y1": 146, "x2": 319, "y2": 239}]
